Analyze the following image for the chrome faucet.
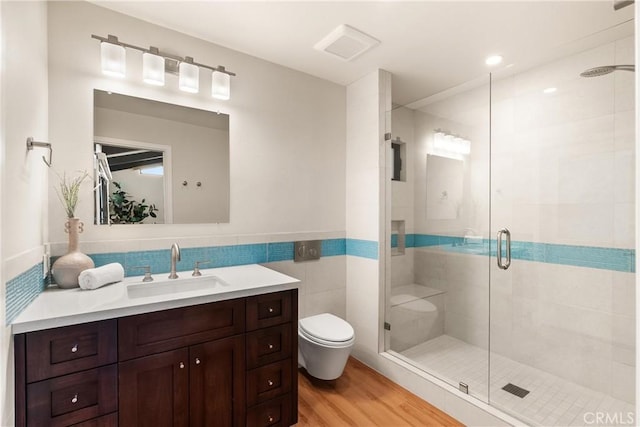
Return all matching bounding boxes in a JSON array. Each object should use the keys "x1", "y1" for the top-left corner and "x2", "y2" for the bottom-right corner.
[{"x1": 169, "y1": 243, "x2": 181, "y2": 279}]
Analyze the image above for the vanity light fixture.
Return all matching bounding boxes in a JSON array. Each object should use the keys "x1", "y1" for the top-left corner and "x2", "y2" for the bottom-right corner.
[{"x1": 92, "y1": 34, "x2": 236, "y2": 99}]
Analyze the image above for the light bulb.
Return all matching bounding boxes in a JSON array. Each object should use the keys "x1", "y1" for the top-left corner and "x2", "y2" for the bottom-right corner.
[
  {"x1": 485, "y1": 55, "x2": 503, "y2": 66},
  {"x1": 179, "y1": 60, "x2": 199, "y2": 93},
  {"x1": 212, "y1": 70, "x2": 231, "y2": 100},
  {"x1": 143, "y1": 51, "x2": 165, "y2": 86},
  {"x1": 100, "y1": 42, "x2": 125, "y2": 78}
]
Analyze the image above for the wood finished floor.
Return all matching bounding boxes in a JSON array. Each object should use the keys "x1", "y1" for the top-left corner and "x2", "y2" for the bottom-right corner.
[{"x1": 297, "y1": 357, "x2": 464, "y2": 427}]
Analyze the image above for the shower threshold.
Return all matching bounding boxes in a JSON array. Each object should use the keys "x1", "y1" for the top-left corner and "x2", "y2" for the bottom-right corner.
[{"x1": 395, "y1": 335, "x2": 634, "y2": 427}]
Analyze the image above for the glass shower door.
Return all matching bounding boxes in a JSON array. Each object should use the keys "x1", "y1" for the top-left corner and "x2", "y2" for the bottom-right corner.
[
  {"x1": 489, "y1": 33, "x2": 636, "y2": 426},
  {"x1": 385, "y1": 75, "x2": 492, "y2": 403}
]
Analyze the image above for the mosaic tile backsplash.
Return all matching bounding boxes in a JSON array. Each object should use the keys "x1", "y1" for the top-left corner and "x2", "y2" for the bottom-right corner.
[
  {"x1": 6, "y1": 263, "x2": 46, "y2": 324},
  {"x1": 6, "y1": 235, "x2": 633, "y2": 325},
  {"x1": 88, "y1": 238, "x2": 349, "y2": 277}
]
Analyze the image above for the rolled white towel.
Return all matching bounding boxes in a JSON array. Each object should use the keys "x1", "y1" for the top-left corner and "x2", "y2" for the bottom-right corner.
[{"x1": 78, "y1": 263, "x2": 125, "y2": 290}]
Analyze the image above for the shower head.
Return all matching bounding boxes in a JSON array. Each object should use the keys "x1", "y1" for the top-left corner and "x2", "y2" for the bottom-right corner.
[{"x1": 580, "y1": 64, "x2": 635, "y2": 77}]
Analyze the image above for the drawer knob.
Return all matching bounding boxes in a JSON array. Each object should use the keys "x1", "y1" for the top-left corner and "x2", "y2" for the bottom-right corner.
[
  {"x1": 268, "y1": 343, "x2": 274, "y2": 350},
  {"x1": 71, "y1": 394, "x2": 78, "y2": 404},
  {"x1": 195, "y1": 358, "x2": 201, "y2": 365},
  {"x1": 71, "y1": 344, "x2": 78, "y2": 353},
  {"x1": 179, "y1": 362, "x2": 185, "y2": 369},
  {"x1": 268, "y1": 415, "x2": 274, "y2": 423},
  {"x1": 267, "y1": 379, "x2": 274, "y2": 387},
  {"x1": 268, "y1": 307, "x2": 274, "y2": 313}
]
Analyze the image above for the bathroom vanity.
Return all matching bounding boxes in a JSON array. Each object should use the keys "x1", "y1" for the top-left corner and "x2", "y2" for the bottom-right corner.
[{"x1": 12, "y1": 264, "x2": 299, "y2": 427}]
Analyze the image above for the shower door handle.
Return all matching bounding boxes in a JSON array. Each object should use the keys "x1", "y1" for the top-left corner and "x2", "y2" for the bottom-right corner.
[{"x1": 496, "y1": 228, "x2": 511, "y2": 270}]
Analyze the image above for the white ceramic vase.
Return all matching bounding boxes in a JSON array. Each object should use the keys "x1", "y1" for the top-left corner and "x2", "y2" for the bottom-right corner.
[{"x1": 51, "y1": 218, "x2": 94, "y2": 288}]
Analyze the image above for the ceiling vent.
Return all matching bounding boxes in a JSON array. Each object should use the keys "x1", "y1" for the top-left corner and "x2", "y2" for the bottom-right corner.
[{"x1": 314, "y1": 24, "x2": 380, "y2": 61}]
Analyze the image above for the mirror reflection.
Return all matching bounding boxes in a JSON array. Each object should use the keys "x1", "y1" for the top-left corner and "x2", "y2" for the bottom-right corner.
[{"x1": 93, "y1": 90, "x2": 230, "y2": 224}]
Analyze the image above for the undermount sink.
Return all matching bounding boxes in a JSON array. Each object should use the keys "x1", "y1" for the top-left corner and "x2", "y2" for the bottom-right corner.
[{"x1": 127, "y1": 275, "x2": 228, "y2": 299}]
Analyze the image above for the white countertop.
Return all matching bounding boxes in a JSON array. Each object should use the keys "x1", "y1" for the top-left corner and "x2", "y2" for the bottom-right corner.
[{"x1": 11, "y1": 264, "x2": 300, "y2": 334}]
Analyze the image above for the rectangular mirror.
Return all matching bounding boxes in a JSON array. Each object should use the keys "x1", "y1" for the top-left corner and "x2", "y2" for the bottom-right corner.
[
  {"x1": 426, "y1": 154, "x2": 464, "y2": 220},
  {"x1": 94, "y1": 90, "x2": 230, "y2": 224}
]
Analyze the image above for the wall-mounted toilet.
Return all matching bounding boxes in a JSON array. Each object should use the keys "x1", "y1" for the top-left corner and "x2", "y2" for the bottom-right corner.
[{"x1": 298, "y1": 313, "x2": 355, "y2": 380}]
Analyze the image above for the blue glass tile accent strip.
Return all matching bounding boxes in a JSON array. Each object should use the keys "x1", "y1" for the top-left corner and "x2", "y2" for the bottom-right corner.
[
  {"x1": 267, "y1": 242, "x2": 294, "y2": 262},
  {"x1": 6, "y1": 263, "x2": 46, "y2": 325},
  {"x1": 322, "y1": 239, "x2": 346, "y2": 257},
  {"x1": 407, "y1": 233, "x2": 635, "y2": 273},
  {"x1": 346, "y1": 239, "x2": 378, "y2": 260}
]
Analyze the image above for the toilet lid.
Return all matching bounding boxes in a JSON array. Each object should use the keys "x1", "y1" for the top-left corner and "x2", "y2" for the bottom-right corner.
[{"x1": 299, "y1": 313, "x2": 354, "y2": 343}]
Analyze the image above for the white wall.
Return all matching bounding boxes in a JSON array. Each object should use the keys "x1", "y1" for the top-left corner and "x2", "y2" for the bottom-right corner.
[
  {"x1": 110, "y1": 169, "x2": 165, "y2": 223},
  {"x1": 345, "y1": 70, "x2": 389, "y2": 360},
  {"x1": 47, "y1": 1, "x2": 345, "y2": 252},
  {"x1": 1, "y1": 2, "x2": 49, "y2": 425}
]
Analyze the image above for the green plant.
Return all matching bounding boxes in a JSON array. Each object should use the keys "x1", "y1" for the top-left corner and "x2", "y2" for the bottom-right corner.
[
  {"x1": 109, "y1": 182, "x2": 158, "y2": 224},
  {"x1": 56, "y1": 170, "x2": 89, "y2": 218}
]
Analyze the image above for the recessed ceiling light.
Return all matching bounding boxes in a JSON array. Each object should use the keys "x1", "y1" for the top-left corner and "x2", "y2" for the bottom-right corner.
[
  {"x1": 485, "y1": 55, "x2": 503, "y2": 66},
  {"x1": 543, "y1": 87, "x2": 557, "y2": 94}
]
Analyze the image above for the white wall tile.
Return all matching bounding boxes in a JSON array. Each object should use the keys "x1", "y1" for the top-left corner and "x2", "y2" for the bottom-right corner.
[
  {"x1": 347, "y1": 256, "x2": 381, "y2": 355},
  {"x1": 612, "y1": 314, "x2": 635, "y2": 360},
  {"x1": 611, "y1": 362, "x2": 635, "y2": 404},
  {"x1": 304, "y1": 288, "x2": 347, "y2": 319},
  {"x1": 390, "y1": 249, "x2": 414, "y2": 288},
  {"x1": 614, "y1": 149, "x2": 636, "y2": 205},
  {"x1": 614, "y1": 202, "x2": 635, "y2": 248},
  {"x1": 264, "y1": 256, "x2": 346, "y2": 321},
  {"x1": 615, "y1": 109, "x2": 635, "y2": 151},
  {"x1": 612, "y1": 272, "x2": 635, "y2": 317}
]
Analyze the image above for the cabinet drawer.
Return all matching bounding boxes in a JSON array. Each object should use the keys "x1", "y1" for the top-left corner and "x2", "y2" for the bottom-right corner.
[
  {"x1": 70, "y1": 412, "x2": 117, "y2": 427},
  {"x1": 246, "y1": 291, "x2": 292, "y2": 331},
  {"x1": 119, "y1": 298, "x2": 245, "y2": 360},
  {"x1": 246, "y1": 394, "x2": 292, "y2": 427},
  {"x1": 26, "y1": 320, "x2": 117, "y2": 383},
  {"x1": 26, "y1": 365, "x2": 117, "y2": 427},
  {"x1": 247, "y1": 359, "x2": 292, "y2": 407},
  {"x1": 247, "y1": 324, "x2": 292, "y2": 369}
]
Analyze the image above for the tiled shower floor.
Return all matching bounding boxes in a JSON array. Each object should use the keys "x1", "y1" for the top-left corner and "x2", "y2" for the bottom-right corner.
[{"x1": 400, "y1": 335, "x2": 635, "y2": 426}]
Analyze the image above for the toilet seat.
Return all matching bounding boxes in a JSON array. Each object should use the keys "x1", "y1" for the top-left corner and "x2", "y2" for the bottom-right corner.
[{"x1": 299, "y1": 313, "x2": 354, "y2": 347}]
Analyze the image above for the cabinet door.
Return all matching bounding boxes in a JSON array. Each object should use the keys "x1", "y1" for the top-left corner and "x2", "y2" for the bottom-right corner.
[
  {"x1": 119, "y1": 348, "x2": 189, "y2": 427},
  {"x1": 190, "y1": 336, "x2": 245, "y2": 427}
]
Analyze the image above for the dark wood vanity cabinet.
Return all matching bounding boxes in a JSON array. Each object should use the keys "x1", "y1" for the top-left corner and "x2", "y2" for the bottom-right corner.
[{"x1": 15, "y1": 289, "x2": 298, "y2": 427}]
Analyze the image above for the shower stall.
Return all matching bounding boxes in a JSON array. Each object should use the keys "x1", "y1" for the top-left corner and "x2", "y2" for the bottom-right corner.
[{"x1": 384, "y1": 28, "x2": 635, "y2": 426}]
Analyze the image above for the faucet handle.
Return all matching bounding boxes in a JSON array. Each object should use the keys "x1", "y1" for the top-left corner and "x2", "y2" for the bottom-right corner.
[
  {"x1": 192, "y1": 260, "x2": 211, "y2": 277},
  {"x1": 132, "y1": 266, "x2": 153, "y2": 282}
]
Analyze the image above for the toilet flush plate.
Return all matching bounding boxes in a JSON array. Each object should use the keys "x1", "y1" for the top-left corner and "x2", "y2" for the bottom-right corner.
[{"x1": 294, "y1": 240, "x2": 322, "y2": 262}]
